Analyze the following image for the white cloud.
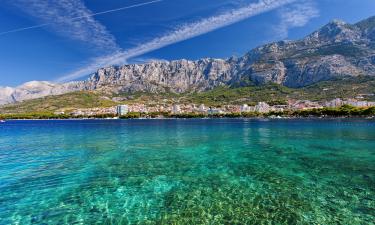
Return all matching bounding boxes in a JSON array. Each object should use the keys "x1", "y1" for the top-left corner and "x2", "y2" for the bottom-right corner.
[
  {"x1": 1, "y1": 0, "x2": 164, "y2": 37},
  {"x1": 8, "y1": 0, "x2": 119, "y2": 52},
  {"x1": 130, "y1": 57, "x2": 169, "y2": 64},
  {"x1": 57, "y1": 0, "x2": 299, "y2": 82},
  {"x1": 274, "y1": 0, "x2": 320, "y2": 39}
]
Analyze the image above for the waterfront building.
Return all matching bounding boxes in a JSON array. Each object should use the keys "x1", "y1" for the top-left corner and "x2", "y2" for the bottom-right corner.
[
  {"x1": 54, "y1": 111, "x2": 65, "y2": 115},
  {"x1": 241, "y1": 104, "x2": 251, "y2": 112},
  {"x1": 255, "y1": 102, "x2": 270, "y2": 113},
  {"x1": 172, "y1": 104, "x2": 181, "y2": 114},
  {"x1": 116, "y1": 105, "x2": 129, "y2": 116},
  {"x1": 325, "y1": 98, "x2": 344, "y2": 108},
  {"x1": 199, "y1": 104, "x2": 206, "y2": 113},
  {"x1": 292, "y1": 100, "x2": 322, "y2": 110},
  {"x1": 224, "y1": 105, "x2": 241, "y2": 113},
  {"x1": 271, "y1": 105, "x2": 288, "y2": 112},
  {"x1": 345, "y1": 99, "x2": 375, "y2": 107},
  {"x1": 325, "y1": 98, "x2": 375, "y2": 108},
  {"x1": 208, "y1": 107, "x2": 224, "y2": 115},
  {"x1": 348, "y1": 100, "x2": 368, "y2": 107}
]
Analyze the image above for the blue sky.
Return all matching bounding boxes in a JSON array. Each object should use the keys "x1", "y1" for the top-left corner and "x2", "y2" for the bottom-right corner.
[{"x1": 1, "y1": 0, "x2": 375, "y2": 86}]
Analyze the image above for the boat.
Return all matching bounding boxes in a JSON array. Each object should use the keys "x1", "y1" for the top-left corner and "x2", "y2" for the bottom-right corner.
[{"x1": 0, "y1": 120, "x2": 5, "y2": 123}]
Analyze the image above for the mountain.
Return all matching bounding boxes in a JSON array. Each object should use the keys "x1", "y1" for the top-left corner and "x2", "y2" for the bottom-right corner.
[
  {"x1": 0, "y1": 81, "x2": 83, "y2": 105},
  {"x1": 1, "y1": 16, "x2": 375, "y2": 105}
]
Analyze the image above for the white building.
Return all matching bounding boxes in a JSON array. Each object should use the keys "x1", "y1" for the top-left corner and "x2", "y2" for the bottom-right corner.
[
  {"x1": 54, "y1": 111, "x2": 65, "y2": 115},
  {"x1": 116, "y1": 105, "x2": 129, "y2": 116},
  {"x1": 208, "y1": 108, "x2": 224, "y2": 115},
  {"x1": 325, "y1": 98, "x2": 344, "y2": 108},
  {"x1": 271, "y1": 105, "x2": 288, "y2": 112},
  {"x1": 241, "y1": 104, "x2": 251, "y2": 112},
  {"x1": 326, "y1": 98, "x2": 375, "y2": 108},
  {"x1": 172, "y1": 104, "x2": 181, "y2": 114},
  {"x1": 254, "y1": 102, "x2": 270, "y2": 113},
  {"x1": 347, "y1": 100, "x2": 368, "y2": 107},
  {"x1": 199, "y1": 104, "x2": 206, "y2": 113}
]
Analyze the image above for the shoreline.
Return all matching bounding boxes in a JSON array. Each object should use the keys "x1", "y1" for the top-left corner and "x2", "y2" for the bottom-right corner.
[
  {"x1": 2, "y1": 116, "x2": 375, "y2": 121},
  {"x1": 2, "y1": 105, "x2": 375, "y2": 121}
]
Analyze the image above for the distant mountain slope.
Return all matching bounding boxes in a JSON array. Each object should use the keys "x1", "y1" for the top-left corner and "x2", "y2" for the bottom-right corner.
[
  {"x1": 0, "y1": 91, "x2": 116, "y2": 114},
  {"x1": 1, "y1": 16, "x2": 375, "y2": 105},
  {"x1": 0, "y1": 81, "x2": 84, "y2": 105}
]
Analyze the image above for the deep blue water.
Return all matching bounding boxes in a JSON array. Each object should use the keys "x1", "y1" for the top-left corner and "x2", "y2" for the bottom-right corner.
[{"x1": 0, "y1": 119, "x2": 374, "y2": 224}]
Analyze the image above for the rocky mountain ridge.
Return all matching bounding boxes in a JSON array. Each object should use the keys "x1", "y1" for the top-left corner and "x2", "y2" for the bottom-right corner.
[
  {"x1": 1, "y1": 16, "x2": 375, "y2": 105},
  {"x1": 0, "y1": 81, "x2": 84, "y2": 105}
]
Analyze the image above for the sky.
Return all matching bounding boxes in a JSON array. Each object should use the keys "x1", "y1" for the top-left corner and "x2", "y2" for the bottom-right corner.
[{"x1": 0, "y1": 0, "x2": 375, "y2": 87}]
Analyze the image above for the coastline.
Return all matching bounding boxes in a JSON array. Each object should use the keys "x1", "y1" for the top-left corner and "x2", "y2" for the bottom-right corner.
[
  {"x1": 1, "y1": 105, "x2": 375, "y2": 121},
  {"x1": 2, "y1": 115, "x2": 375, "y2": 121}
]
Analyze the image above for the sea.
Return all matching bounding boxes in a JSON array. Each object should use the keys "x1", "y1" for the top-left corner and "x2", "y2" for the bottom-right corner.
[{"x1": 0, "y1": 119, "x2": 374, "y2": 224}]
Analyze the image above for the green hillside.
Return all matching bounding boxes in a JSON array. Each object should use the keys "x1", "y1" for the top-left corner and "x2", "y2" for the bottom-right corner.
[
  {"x1": 0, "y1": 91, "x2": 116, "y2": 114},
  {"x1": 184, "y1": 76, "x2": 375, "y2": 106}
]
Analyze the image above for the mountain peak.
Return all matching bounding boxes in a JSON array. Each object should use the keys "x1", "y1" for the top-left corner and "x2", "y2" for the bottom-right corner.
[
  {"x1": 355, "y1": 15, "x2": 375, "y2": 30},
  {"x1": 355, "y1": 16, "x2": 375, "y2": 41},
  {"x1": 330, "y1": 19, "x2": 347, "y2": 26},
  {"x1": 305, "y1": 18, "x2": 361, "y2": 43},
  {"x1": 322, "y1": 19, "x2": 353, "y2": 32}
]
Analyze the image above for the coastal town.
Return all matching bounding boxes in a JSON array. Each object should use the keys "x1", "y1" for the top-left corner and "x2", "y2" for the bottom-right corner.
[{"x1": 63, "y1": 98, "x2": 375, "y2": 117}]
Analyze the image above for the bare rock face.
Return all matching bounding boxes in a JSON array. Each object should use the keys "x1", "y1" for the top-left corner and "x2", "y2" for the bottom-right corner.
[
  {"x1": 233, "y1": 17, "x2": 375, "y2": 86},
  {"x1": 282, "y1": 55, "x2": 363, "y2": 87},
  {"x1": 83, "y1": 59, "x2": 235, "y2": 93},
  {"x1": 1, "y1": 16, "x2": 375, "y2": 105},
  {"x1": 80, "y1": 17, "x2": 375, "y2": 92},
  {"x1": 0, "y1": 87, "x2": 15, "y2": 105}
]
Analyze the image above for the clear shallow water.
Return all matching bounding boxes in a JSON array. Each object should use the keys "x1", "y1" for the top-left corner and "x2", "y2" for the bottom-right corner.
[{"x1": 0, "y1": 119, "x2": 374, "y2": 224}]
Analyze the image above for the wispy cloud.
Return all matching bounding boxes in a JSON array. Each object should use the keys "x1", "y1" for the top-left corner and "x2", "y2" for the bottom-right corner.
[
  {"x1": 0, "y1": 0, "x2": 163, "y2": 38},
  {"x1": 57, "y1": 0, "x2": 298, "y2": 82},
  {"x1": 6, "y1": 0, "x2": 121, "y2": 52},
  {"x1": 273, "y1": 0, "x2": 320, "y2": 39}
]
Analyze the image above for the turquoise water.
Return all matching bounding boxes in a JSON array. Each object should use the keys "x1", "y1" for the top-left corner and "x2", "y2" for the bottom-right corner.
[{"x1": 0, "y1": 119, "x2": 374, "y2": 224}]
